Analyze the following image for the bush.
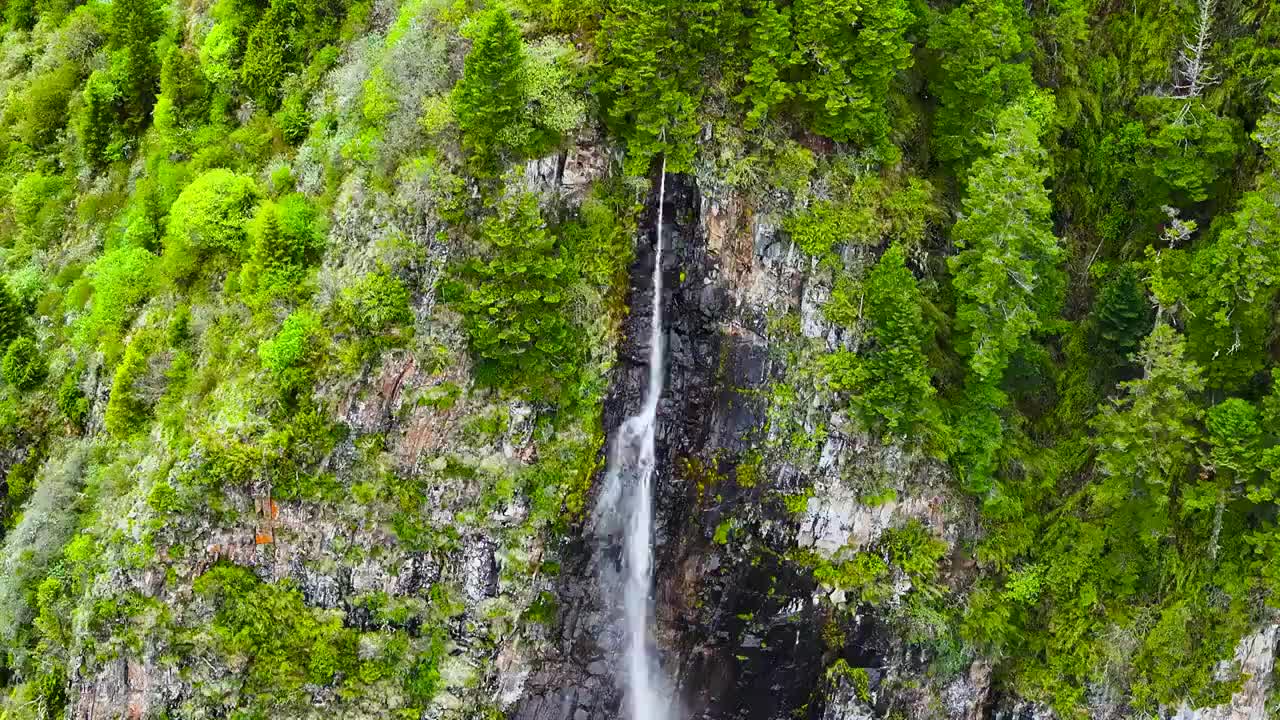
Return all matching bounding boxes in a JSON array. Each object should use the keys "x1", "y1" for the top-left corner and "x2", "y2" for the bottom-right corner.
[
  {"x1": 239, "y1": 194, "x2": 322, "y2": 298},
  {"x1": 1, "y1": 338, "x2": 45, "y2": 391},
  {"x1": 82, "y1": 246, "x2": 157, "y2": 343},
  {"x1": 259, "y1": 310, "x2": 323, "y2": 394},
  {"x1": 56, "y1": 370, "x2": 89, "y2": 427},
  {"x1": 341, "y1": 268, "x2": 412, "y2": 344},
  {"x1": 161, "y1": 169, "x2": 260, "y2": 279},
  {"x1": 104, "y1": 334, "x2": 155, "y2": 437},
  {"x1": 15, "y1": 63, "x2": 79, "y2": 150}
]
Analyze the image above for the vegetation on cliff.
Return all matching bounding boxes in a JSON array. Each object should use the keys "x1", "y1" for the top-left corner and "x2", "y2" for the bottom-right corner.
[{"x1": 0, "y1": 0, "x2": 1277, "y2": 717}]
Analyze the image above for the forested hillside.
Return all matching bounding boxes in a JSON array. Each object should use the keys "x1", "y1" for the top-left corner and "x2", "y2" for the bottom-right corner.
[{"x1": 0, "y1": 0, "x2": 1278, "y2": 718}]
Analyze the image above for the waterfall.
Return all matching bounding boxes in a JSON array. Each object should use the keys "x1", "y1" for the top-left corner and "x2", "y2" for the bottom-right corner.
[{"x1": 595, "y1": 162, "x2": 670, "y2": 720}]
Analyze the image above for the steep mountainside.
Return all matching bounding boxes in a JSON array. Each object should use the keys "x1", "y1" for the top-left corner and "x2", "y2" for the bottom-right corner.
[{"x1": 1, "y1": 0, "x2": 1280, "y2": 719}]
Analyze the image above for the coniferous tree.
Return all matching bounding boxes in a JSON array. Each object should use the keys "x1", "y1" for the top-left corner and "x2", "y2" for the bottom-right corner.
[
  {"x1": 949, "y1": 103, "x2": 1062, "y2": 384},
  {"x1": 927, "y1": 0, "x2": 1035, "y2": 168},
  {"x1": 1093, "y1": 263, "x2": 1151, "y2": 360},
  {"x1": 161, "y1": 45, "x2": 212, "y2": 125},
  {"x1": 241, "y1": 0, "x2": 298, "y2": 109},
  {"x1": 825, "y1": 244, "x2": 934, "y2": 436},
  {"x1": 793, "y1": 0, "x2": 914, "y2": 144},
  {"x1": 1091, "y1": 323, "x2": 1204, "y2": 542},
  {"x1": 453, "y1": 6, "x2": 527, "y2": 172},
  {"x1": 0, "y1": 282, "x2": 23, "y2": 350},
  {"x1": 81, "y1": 70, "x2": 119, "y2": 168},
  {"x1": 108, "y1": 0, "x2": 164, "y2": 125},
  {"x1": 598, "y1": 0, "x2": 703, "y2": 174}
]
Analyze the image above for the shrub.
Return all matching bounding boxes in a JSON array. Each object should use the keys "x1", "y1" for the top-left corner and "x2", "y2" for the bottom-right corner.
[
  {"x1": 0, "y1": 282, "x2": 24, "y2": 350},
  {"x1": 1, "y1": 338, "x2": 45, "y2": 391},
  {"x1": 239, "y1": 194, "x2": 322, "y2": 298},
  {"x1": 162, "y1": 169, "x2": 260, "y2": 279},
  {"x1": 15, "y1": 63, "x2": 79, "y2": 150},
  {"x1": 341, "y1": 268, "x2": 413, "y2": 344},
  {"x1": 194, "y1": 563, "x2": 357, "y2": 704},
  {"x1": 259, "y1": 310, "x2": 323, "y2": 394},
  {"x1": 104, "y1": 334, "x2": 155, "y2": 437},
  {"x1": 10, "y1": 172, "x2": 69, "y2": 234},
  {"x1": 56, "y1": 370, "x2": 89, "y2": 427},
  {"x1": 82, "y1": 246, "x2": 157, "y2": 343}
]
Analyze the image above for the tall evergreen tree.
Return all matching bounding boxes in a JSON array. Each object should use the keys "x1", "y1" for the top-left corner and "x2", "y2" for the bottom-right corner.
[
  {"x1": 0, "y1": 282, "x2": 23, "y2": 350},
  {"x1": 927, "y1": 0, "x2": 1035, "y2": 168},
  {"x1": 108, "y1": 0, "x2": 164, "y2": 126},
  {"x1": 793, "y1": 0, "x2": 914, "y2": 144},
  {"x1": 949, "y1": 103, "x2": 1062, "y2": 384},
  {"x1": 453, "y1": 6, "x2": 527, "y2": 172}
]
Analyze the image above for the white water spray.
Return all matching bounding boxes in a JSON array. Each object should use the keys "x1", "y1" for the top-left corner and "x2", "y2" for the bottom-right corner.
[{"x1": 595, "y1": 161, "x2": 670, "y2": 720}]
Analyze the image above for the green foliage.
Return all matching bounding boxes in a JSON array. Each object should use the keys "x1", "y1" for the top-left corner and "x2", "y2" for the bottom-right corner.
[
  {"x1": 0, "y1": 282, "x2": 25, "y2": 351},
  {"x1": 949, "y1": 103, "x2": 1062, "y2": 384},
  {"x1": 1138, "y1": 98, "x2": 1239, "y2": 203},
  {"x1": 161, "y1": 169, "x2": 260, "y2": 280},
  {"x1": 340, "y1": 268, "x2": 413, "y2": 347},
  {"x1": 56, "y1": 370, "x2": 88, "y2": 427},
  {"x1": 82, "y1": 246, "x2": 157, "y2": 344},
  {"x1": 823, "y1": 245, "x2": 934, "y2": 437},
  {"x1": 792, "y1": 0, "x2": 914, "y2": 144},
  {"x1": 239, "y1": 194, "x2": 322, "y2": 299},
  {"x1": 444, "y1": 193, "x2": 577, "y2": 396},
  {"x1": 241, "y1": 0, "x2": 298, "y2": 109},
  {"x1": 81, "y1": 70, "x2": 122, "y2": 168},
  {"x1": 597, "y1": 0, "x2": 706, "y2": 174},
  {"x1": 1, "y1": 337, "x2": 45, "y2": 391},
  {"x1": 107, "y1": 0, "x2": 164, "y2": 125},
  {"x1": 194, "y1": 563, "x2": 358, "y2": 704},
  {"x1": 105, "y1": 334, "x2": 156, "y2": 437},
  {"x1": 452, "y1": 7, "x2": 528, "y2": 171},
  {"x1": 1091, "y1": 263, "x2": 1150, "y2": 361},
  {"x1": 928, "y1": 0, "x2": 1036, "y2": 167},
  {"x1": 15, "y1": 63, "x2": 79, "y2": 151},
  {"x1": 259, "y1": 310, "x2": 323, "y2": 395}
]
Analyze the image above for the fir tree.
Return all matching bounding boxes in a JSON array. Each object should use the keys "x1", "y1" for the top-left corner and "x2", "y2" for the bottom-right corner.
[
  {"x1": 949, "y1": 102, "x2": 1063, "y2": 384},
  {"x1": 453, "y1": 6, "x2": 527, "y2": 172},
  {"x1": 927, "y1": 0, "x2": 1035, "y2": 167},
  {"x1": 241, "y1": 0, "x2": 298, "y2": 109},
  {"x1": 108, "y1": 0, "x2": 164, "y2": 125},
  {"x1": 81, "y1": 70, "x2": 119, "y2": 168},
  {"x1": 0, "y1": 282, "x2": 23, "y2": 350},
  {"x1": 1093, "y1": 263, "x2": 1151, "y2": 360}
]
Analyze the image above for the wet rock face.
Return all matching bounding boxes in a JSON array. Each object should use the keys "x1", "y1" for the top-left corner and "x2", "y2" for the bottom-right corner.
[{"x1": 515, "y1": 174, "x2": 894, "y2": 720}]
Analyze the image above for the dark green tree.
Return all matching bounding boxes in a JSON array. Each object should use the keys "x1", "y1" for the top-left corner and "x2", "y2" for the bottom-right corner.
[
  {"x1": 0, "y1": 283, "x2": 24, "y2": 351},
  {"x1": 241, "y1": 0, "x2": 298, "y2": 109},
  {"x1": 80, "y1": 70, "x2": 120, "y2": 168},
  {"x1": 793, "y1": 0, "x2": 914, "y2": 144},
  {"x1": 598, "y1": 0, "x2": 705, "y2": 174},
  {"x1": 1, "y1": 337, "x2": 45, "y2": 391},
  {"x1": 453, "y1": 6, "x2": 527, "y2": 172},
  {"x1": 1092, "y1": 263, "x2": 1151, "y2": 360},
  {"x1": 445, "y1": 193, "x2": 577, "y2": 395},
  {"x1": 735, "y1": 0, "x2": 795, "y2": 130},
  {"x1": 108, "y1": 0, "x2": 164, "y2": 125},
  {"x1": 824, "y1": 244, "x2": 934, "y2": 436},
  {"x1": 160, "y1": 45, "x2": 211, "y2": 126},
  {"x1": 927, "y1": 0, "x2": 1035, "y2": 168}
]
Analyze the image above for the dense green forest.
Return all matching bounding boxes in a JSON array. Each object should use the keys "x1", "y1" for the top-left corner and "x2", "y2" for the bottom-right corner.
[{"x1": 0, "y1": 0, "x2": 1279, "y2": 717}]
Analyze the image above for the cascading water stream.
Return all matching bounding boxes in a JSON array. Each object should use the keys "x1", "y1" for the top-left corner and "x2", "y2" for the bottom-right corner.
[{"x1": 595, "y1": 161, "x2": 670, "y2": 720}]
